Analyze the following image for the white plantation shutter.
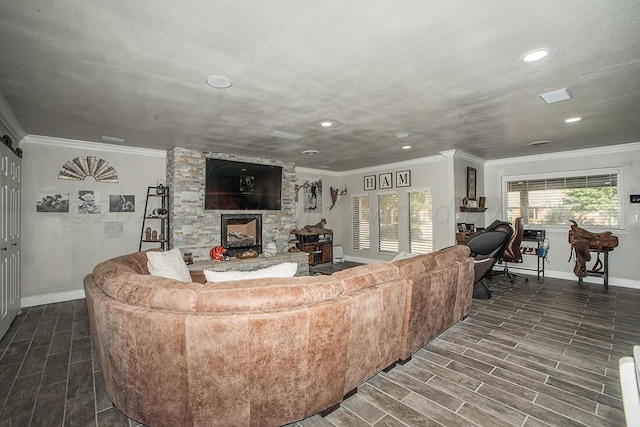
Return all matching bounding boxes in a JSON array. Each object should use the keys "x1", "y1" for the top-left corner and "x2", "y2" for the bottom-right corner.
[
  {"x1": 378, "y1": 194, "x2": 398, "y2": 253},
  {"x1": 352, "y1": 196, "x2": 370, "y2": 251},
  {"x1": 409, "y1": 190, "x2": 433, "y2": 254},
  {"x1": 505, "y1": 170, "x2": 620, "y2": 228}
]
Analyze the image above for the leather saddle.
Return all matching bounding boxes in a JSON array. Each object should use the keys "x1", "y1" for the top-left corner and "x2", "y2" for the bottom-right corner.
[{"x1": 568, "y1": 220, "x2": 618, "y2": 277}]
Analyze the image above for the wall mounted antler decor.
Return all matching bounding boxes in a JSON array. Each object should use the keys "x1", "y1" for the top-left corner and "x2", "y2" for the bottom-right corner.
[
  {"x1": 329, "y1": 186, "x2": 347, "y2": 210},
  {"x1": 58, "y1": 156, "x2": 119, "y2": 183}
]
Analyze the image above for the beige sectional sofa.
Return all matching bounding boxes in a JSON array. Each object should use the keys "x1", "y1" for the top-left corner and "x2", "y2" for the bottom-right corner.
[{"x1": 84, "y1": 245, "x2": 473, "y2": 427}]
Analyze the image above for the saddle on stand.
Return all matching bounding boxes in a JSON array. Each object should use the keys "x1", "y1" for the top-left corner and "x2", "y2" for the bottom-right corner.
[{"x1": 568, "y1": 220, "x2": 618, "y2": 278}]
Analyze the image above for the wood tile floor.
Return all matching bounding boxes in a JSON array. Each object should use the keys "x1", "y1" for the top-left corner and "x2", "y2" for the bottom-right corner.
[{"x1": 1, "y1": 275, "x2": 638, "y2": 426}]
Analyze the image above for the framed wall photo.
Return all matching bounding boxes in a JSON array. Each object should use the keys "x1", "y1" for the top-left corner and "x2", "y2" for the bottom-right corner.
[
  {"x1": 466, "y1": 167, "x2": 477, "y2": 200},
  {"x1": 364, "y1": 175, "x2": 376, "y2": 190},
  {"x1": 396, "y1": 170, "x2": 411, "y2": 187},
  {"x1": 379, "y1": 173, "x2": 393, "y2": 189}
]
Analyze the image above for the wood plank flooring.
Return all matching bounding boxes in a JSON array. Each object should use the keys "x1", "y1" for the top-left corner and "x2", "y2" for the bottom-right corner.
[{"x1": 1, "y1": 274, "x2": 638, "y2": 426}]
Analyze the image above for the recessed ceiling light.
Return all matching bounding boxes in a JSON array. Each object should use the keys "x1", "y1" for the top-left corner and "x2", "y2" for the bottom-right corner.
[
  {"x1": 528, "y1": 140, "x2": 552, "y2": 147},
  {"x1": 522, "y1": 49, "x2": 549, "y2": 62},
  {"x1": 564, "y1": 117, "x2": 582, "y2": 123},
  {"x1": 402, "y1": 145, "x2": 411, "y2": 150},
  {"x1": 395, "y1": 132, "x2": 411, "y2": 139},
  {"x1": 101, "y1": 135, "x2": 125, "y2": 143},
  {"x1": 206, "y1": 75, "x2": 232, "y2": 89},
  {"x1": 317, "y1": 119, "x2": 340, "y2": 129},
  {"x1": 318, "y1": 165, "x2": 331, "y2": 169},
  {"x1": 302, "y1": 149, "x2": 319, "y2": 156}
]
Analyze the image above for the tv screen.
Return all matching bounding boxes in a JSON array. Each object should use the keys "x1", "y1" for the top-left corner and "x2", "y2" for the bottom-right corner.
[{"x1": 205, "y1": 158, "x2": 282, "y2": 210}]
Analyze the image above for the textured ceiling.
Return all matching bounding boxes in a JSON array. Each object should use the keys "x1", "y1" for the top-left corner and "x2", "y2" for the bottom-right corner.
[{"x1": 1, "y1": 0, "x2": 639, "y2": 171}]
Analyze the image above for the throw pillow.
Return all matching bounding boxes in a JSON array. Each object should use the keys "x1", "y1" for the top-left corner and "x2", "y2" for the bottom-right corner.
[
  {"x1": 391, "y1": 251, "x2": 418, "y2": 262},
  {"x1": 205, "y1": 262, "x2": 298, "y2": 283},
  {"x1": 147, "y1": 248, "x2": 192, "y2": 282}
]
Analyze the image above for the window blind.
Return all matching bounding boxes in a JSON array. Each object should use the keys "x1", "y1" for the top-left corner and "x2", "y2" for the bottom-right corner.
[
  {"x1": 505, "y1": 172, "x2": 620, "y2": 227},
  {"x1": 409, "y1": 190, "x2": 433, "y2": 254},
  {"x1": 378, "y1": 194, "x2": 398, "y2": 253},
  {"x1": 352, "y1": 196, "x2": 370, "y2": 251}
]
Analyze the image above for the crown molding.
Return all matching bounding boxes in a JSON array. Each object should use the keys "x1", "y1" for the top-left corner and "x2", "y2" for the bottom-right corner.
[
  {"x1": 295, "y1": 166, "x2": 341, "y2": 177},
  {"x1": 453, "y1": 150, "x2": 486, "y2": 165},
  {"x1": 485, "y1": 141, "x2": 640, "y2": 166},
  {"x1": 22, "y1": 135, "x2": 167, "y2": 158},
  {"x1": 0, "y1": 94, "x2": 27, "y2": 141},
  {"x1": 337, "y1": 153, "x2": 443, "y2": 176}
]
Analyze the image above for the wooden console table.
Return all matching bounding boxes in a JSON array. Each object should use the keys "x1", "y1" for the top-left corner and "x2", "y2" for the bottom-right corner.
[{"x1": 296, "y1": 232, "x2": 333, "y2": 265}]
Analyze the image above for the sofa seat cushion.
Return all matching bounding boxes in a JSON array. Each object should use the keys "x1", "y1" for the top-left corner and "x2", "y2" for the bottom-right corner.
[
  {"x1": 204, "y1": 262, "x2": 298, "y2": 283},
  {"x1": 147, "y1": 248, "x2": 192, "y2": 282}
]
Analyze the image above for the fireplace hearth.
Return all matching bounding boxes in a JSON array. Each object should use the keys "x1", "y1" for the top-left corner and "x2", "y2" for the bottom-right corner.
[{"x1": 221, "y1": 214, "x2": 262, "y2": 256}]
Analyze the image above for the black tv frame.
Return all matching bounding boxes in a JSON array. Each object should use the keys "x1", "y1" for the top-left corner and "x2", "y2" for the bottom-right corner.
[{"x1": 204, "y1": 158, "x2": 282, "y2": 210}]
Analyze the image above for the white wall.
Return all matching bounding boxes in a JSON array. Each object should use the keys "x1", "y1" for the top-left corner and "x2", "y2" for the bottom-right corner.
[
  {"x1": 300, "y1": 154, "x2": 464, "y2": 263},
  {"x1": 293, "y1": 168, "x2": 341, "y2": 239},
  {"x1": 20, "y1": 136, "x2": 166, "y2": 306},
  {"x1": 454, "y1": 155, "x2": 488, "y2": 230},
  {"x1": 484, "y1": 142, "x2": 640, "y2": 288}
]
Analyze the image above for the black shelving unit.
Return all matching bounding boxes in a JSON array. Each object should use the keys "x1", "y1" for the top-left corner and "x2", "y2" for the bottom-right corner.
[{"x1": 139, "y1": 186, "x2": 170, "y2": 251}]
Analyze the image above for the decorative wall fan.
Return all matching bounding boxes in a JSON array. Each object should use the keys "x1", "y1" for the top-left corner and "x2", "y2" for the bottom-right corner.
[{"x1": 58, "y1": 156, "x2": 119, "y2": 183}]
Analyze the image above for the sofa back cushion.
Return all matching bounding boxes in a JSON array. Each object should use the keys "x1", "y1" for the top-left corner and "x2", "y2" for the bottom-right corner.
[
  {"x1": 333, "y1": 262, "x2": 399, "y2": 294},
  {"x1": 92, "y1": 253, "x2": 343, "y2": 313},
  {"x1": 196, "y1": 275, "x2": 343, "y2": 312},
  {"x1": 432, "y1": 245, "x2": 470, "y2": 266}
]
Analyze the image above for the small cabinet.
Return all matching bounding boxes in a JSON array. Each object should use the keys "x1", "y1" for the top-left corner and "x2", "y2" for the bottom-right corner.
[
  {"x1": 139, "y1": 185, "x2": 170, "y2": 251},
  {"x1": 296, "y1": 232, "x2": 333, "y2": 265}
]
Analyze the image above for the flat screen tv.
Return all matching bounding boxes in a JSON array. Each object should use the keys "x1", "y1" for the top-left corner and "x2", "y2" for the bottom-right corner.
[{"x1": 205, "y1": 158, "x2": 282, "y2": 210}]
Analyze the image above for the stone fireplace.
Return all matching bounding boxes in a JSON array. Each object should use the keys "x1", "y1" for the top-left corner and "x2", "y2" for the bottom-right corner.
[
  {"x1": 221, "y1": 213, "x2": 262, "y2": 256},
  {"x1": 166, "y1": 147, "x2": 296, "y2": 262}
]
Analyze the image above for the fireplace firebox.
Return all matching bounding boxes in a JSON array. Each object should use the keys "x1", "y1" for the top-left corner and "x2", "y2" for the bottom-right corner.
[{"x1": 221, "y1": 214, "x2": 262, "y2": 256}]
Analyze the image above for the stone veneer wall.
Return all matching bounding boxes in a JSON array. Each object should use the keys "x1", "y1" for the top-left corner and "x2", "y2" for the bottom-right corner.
[{"x1": 167, "y1": 147, "x2": 297, "y2": 262}]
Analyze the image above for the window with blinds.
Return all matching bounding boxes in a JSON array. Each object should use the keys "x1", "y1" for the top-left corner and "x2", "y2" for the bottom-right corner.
[
  {"x1": 504, "y1": 170, "x2": 620, "y2": 227},
  {"x1": 409, "y1": 190, "x2": 433, "y2": 254},
  {"x1": 352, "y1": 196, "x2": 370, "y2": 251},
  {"x1": 378, "y1": 194, "x2": 398, "y2": 253}
]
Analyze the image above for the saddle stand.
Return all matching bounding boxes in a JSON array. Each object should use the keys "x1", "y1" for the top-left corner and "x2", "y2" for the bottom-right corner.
[{"x1": 568, "y1": 220, "x2": 618, "y2": 289}]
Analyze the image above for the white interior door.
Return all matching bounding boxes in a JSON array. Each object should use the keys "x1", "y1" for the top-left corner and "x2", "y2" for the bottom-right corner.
[{"x1": 0, "y1": 142, "x2": 21, "y2": 340}]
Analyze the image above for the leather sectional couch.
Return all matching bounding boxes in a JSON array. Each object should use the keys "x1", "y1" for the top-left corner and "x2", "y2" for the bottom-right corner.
[{"x1": 84, "y1": 245, "x2": 473, "y2": 427}]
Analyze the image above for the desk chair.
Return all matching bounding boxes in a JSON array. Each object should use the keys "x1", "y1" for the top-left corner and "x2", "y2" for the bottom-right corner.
[{"x1": 500, "y1": 217, "x2": 528, "y2": 283}]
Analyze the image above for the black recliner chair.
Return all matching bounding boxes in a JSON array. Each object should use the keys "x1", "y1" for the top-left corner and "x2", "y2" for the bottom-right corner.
[{"x1": 465, "y1": 222, "x2": 513, "y2": 299}]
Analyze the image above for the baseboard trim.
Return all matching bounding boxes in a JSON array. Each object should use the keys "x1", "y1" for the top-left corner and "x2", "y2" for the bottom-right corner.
[
  {"x1": 21, "y1": 289, "x2": 86, "y2": 308},
  {"x1": 504, "y1": 268, "x2": 640, "y2": 290}
]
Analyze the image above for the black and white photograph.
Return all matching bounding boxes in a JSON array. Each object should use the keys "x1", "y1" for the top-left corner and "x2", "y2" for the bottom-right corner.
[
  {"x1": 304, "y1": 179, "x2": 322, "y2": 212},
  {"x1": 109, "y1": 195, "x2": 135, "y2": 212},
  {"x1": 36, "y1": 193, "x2": 70, "y2": 212},
  {"x1": 78, "y1": 190, "x2": 101, "y2": 214}
]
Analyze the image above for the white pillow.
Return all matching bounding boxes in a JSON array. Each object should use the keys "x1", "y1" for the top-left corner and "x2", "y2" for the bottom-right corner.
[
  {"x1": 391, "y1": 251, "x2": 418, "y2": 262},
  {"x1": 147, "y1": 249, "x2": 192, "y2": 282},
  {"x1": 205, "y1": 262, "x2": 298, "y2": 283}
]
